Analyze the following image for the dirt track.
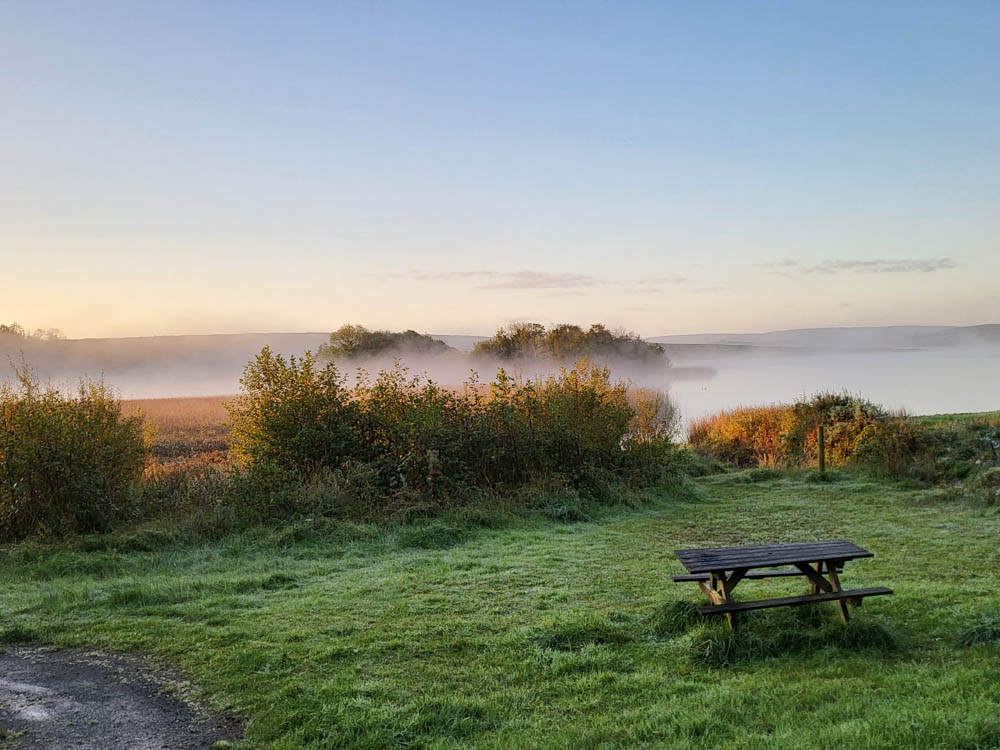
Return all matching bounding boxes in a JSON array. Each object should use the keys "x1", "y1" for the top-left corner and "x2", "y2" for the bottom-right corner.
[{"x1": 0, "y1": 647, "x2": 241, "y2": 749}]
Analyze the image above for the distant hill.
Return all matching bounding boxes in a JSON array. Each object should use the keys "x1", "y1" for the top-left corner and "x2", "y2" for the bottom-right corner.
[{"x1": 649, "y1": 325, "x2": 1000, "y2": 350}]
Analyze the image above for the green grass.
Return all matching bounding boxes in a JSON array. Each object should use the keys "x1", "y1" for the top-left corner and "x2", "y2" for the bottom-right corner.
[
  {"x1": 2, "y1": 471, "x2": 1000, "y2": 748},
  {"x1": 910, "y1": 409, "x2": 1000, "y2": 427}
]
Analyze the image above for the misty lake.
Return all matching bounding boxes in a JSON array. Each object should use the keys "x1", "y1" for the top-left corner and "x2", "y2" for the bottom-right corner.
[{"x1": 666, "y1": 348, "x2": 999, "y2": 424}]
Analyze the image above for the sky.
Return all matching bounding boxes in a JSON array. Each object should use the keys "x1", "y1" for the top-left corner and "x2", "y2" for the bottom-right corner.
[{"x1": 2, "y1": 1, "x2": 998, "y2": 339}]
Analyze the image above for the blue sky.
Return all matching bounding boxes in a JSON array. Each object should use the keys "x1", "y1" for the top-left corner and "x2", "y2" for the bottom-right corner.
[{"x1": 2, "y1": 1, "x2": 998, "y2": 337}]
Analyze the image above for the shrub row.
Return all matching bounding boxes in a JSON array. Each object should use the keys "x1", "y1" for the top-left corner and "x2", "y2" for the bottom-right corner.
[
  {"x1": 689, "y1": 392, "x2": 1000, "y2": 494},
  {"x1": 226, "y1": 349, "x2": 681, "y2": 519},
  {"x1": 688, "y1": 392, "x2": 887, "y2": 469},
  {"x1": 1, "y1": 350, "x2": 682, "y2": 540}
]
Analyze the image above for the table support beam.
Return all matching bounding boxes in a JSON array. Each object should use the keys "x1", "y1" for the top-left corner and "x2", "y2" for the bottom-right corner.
[
  {"x1": 793, "y1": 562, "x2": 834, "y2": 593},
  {"x1": 826, "y1": 561, "x2": 850, "y2": 623}
]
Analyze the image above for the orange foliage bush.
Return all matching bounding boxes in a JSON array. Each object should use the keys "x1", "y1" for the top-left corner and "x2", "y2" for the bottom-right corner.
[
  {"x1": 688, "y1": 406, "x2": 797, "y2": 467},
  {"x1": 688, "y1": 392, "x2": 889, "y2": 469}
]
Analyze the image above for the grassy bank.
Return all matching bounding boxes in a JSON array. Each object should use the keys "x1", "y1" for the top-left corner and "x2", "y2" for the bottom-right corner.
[{"x1": 2, "y1": 472, "x2": 999, "y2": 749}]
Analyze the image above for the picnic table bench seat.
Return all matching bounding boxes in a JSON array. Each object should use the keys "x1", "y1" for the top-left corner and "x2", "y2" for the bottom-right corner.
[
  {"x1": 696, "y1": 586, "x2": 893, "y2": 615},
  {"x1": 672, "y1": 565, "x2": 843, "y2": 583},
  {"x1": 673, "y1": 540, "x2": 891, "y2": 630}
]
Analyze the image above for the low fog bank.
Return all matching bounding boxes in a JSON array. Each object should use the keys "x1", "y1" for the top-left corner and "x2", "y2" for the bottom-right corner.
[
  {"x1": 328, "y1": 350, "x2": 712, "y2": 391},
  {"x1": 0, "y1": 332, "x2": 706, "y2": 399},
  {"x1": 669, "y1": 346, "x2": 1000, "y2": 424},
  {"x1": 4, "y1": 329, "x2": 997, "y2": 423},
  {"x1": 1, "y1": 332, "x2": 715, "y2": 400},
  {"x1": 0, "y1": 333, "x2": 329, "y2": 398},
  {"x1": 651, "y1": 323, "x2": 1000, "y2": 351}
]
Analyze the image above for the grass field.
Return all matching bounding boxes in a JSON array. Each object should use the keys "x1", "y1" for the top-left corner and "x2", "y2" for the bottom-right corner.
[
  {"x1": 909, "y1": 410, "x2": 1000, "y2": 427},
  {"x1": 3, "y1": 471, "x2": 999, "y2": 749}
]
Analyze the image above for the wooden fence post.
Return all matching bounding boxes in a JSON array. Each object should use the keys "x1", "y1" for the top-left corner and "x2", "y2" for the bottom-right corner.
[{"x1": 818, "y1": 424, "x2": 826, "y2": 476}]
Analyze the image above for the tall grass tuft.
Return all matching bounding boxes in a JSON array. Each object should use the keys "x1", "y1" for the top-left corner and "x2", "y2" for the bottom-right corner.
[{"x1": 958, "y1": 614, "x2": 1000, "y2": 646}]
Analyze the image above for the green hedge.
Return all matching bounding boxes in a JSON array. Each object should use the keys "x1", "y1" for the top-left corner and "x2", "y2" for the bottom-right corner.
[{"x1": 226, "y1": 348, "x2": 679, "y2": 519}]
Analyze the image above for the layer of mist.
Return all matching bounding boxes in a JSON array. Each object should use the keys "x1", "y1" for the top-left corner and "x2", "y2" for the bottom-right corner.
[
  {"x1": 330, "y1": 350, "x2": 710, "y2": 392},
  {"x1": 0, "y1": 331, "x2": 704, "y2": 398},
  {"x1": 3, "y1": 326, "x2": 997, "y2": 423},
  {"x1": 669, "y1": 347, "x2": 1000, "y2": 423},
  {"x1": 0, "y1": 333, "x2": 330, "y2": 398}
]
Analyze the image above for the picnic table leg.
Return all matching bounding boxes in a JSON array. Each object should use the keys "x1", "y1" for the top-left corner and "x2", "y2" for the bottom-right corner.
[
  {"x1": 716, "y1": 569, "x2": 748, "y2": 631},
  {"x1": 697, "y1": 572, "x2": 734, "y2": 630},
  {"x1": 826, "y1": 563, "x2": 850, "y2": 624},
  {"x1": 718, "y1": 572, "x2": 736, "y2": 631},
  {"x1": 697, "y1": 570, "x2": 749, "y2": 631},
  {"x1": 809, "y1": 562, "x2": 822, "y2": 595}
]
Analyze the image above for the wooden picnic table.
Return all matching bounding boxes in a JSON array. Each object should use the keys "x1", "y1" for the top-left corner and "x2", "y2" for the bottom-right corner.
[{"x1": 673, "y1": 540, "x2": 892, "y2": 630}]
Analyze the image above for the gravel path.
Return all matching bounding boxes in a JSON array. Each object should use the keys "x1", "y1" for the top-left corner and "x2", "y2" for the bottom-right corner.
[{"x1": 0, "y1": 646, "x2": 241, "y2": 749}]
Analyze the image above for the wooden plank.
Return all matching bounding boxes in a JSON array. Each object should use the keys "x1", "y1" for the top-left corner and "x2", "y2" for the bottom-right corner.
[
  {"x1": 809, "y1": 562, "x2": 821, "y2": 595},
  {"x1": 676, "y1": 543, "x2": 871, "y2": 572},
  {"x1": 717, "y1": 570, "x2": 741, "y2": 631},
  {"x1": 826, "y1": 561, "x2": 849, "y2": 623},
  {"x1": 696, "y1": 587, "x2": 893, "y2": 615},
  {"x1": 672, "y1": 566, "x2": 842, "y2": 583},
  {"x1": 727, "y1": 567, "x2": 749, "y2": 589},
  {"x1": 793, "y1": 562, "x2": 833, "y2": 593},
  {"x1": 678, "y1": 540, "x2": 861, "y2": 558},
  {"x1": 698, "y1": 580, "x2": 725, "y2": 605},
  {"x1": 674, "y1": 540, "x2": 872, "y2": 573}
]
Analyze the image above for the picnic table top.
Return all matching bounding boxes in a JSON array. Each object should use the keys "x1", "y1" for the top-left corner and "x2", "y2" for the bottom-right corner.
[{"x1": 674, "y1": 540, "x2": 873, "y2": 574}]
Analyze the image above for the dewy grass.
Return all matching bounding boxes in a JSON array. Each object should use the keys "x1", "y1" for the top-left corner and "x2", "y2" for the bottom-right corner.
[
  {"x1": 2, "y1": 473, "x2": 1000, "y2": 748},
  {"x1": 958, "y1": 614, "x2": 1000, "y2": 646}
]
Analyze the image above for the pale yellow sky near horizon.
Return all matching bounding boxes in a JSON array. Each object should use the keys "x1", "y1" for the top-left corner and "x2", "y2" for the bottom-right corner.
[{"x1": 4, "y1": 248, "x2": 997, "y2": 339}]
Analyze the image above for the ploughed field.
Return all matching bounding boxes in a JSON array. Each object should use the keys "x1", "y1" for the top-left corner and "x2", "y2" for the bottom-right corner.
[
  {"x1": 2, "y1": 470, "x2": 998, "y2": 749},
  {"x1": 123, "y1": 395, "x2": 233, "y2": 468}
]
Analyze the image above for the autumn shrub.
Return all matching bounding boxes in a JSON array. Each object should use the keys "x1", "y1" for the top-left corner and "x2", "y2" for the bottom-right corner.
[
  {"x1": 689, "y1": 391, "x2": 1000, "y2": 494},
  {"x1": 226, "y1": 348, "x2": 680, "y2": 519},
  {"x1": 227, "y1": 347, "x2": 361, "y2": 474},
  {"x1": 688, "y1": 405, "x2": 796, "y2": 467},
  {"x1": 854, "y1": 417, "x2": 1000, "y2": 485},
  {"x1": 852, "y1": 419, "x2": 933, "y2": 480},
  {"x1": 688, "y1": 392, "x2": 889, "y2": 469},
  {"x1": 0, "y1": 367, "x2": 149, "y2": 540},
  {"x1": 784, "y1": 392, "x2": 888, "y2": 465}
]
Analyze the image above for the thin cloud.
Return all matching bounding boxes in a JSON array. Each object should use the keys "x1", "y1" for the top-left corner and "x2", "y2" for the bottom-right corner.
[
  {"x1": 382, "y1": 269, "x2": 606, "y2": 290},
  {"x1": 475, "y1": 271, "x2": 605, "y2": 290},
  {"x1": 643, "y1": 276, "x2": 690, "y2": 284},
  {"x1": 759, "y1": 258, "x2": 959, "y2": 276},
  {"x1": 754, "y1": 260, "x2": 798, "y2": 269},
  {"x1": 804, "y1": 258, "x2": 959, "y2": 274}
]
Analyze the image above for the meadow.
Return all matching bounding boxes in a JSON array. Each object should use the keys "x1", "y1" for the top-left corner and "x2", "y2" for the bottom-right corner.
[
  {"x1": 3, "y1": 368, "x2": 999, "y2": 748},
  {"x1": 2, "y1": 469, "x2": 999, "y2": 748}
]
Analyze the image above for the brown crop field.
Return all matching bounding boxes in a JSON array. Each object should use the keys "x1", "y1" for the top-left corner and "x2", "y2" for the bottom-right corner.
[{"x1": 122, "y1": 395, "x2": 233, "y2": 467}]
